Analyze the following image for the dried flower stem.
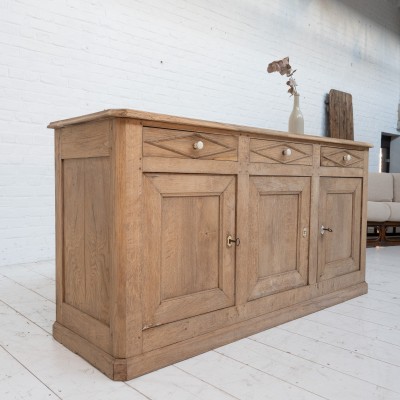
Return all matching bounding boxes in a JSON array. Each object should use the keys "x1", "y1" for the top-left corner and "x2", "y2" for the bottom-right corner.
[{"x1": 267, "y1": 56, "x2": 299, "y2": 96}]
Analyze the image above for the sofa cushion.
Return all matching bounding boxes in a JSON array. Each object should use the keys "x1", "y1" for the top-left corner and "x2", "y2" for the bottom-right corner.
[
  {"x1": 367, "y1": 201, "x2": 391, "y2": 222},
  {"x1": 386, "y1": 202, "x2": 400, "y2": 222},
  {"x1": 368, "y1": 172, "x2": 393, "y2": 202},
  {"x1": 393, "y1": 173, "x2": 400, "y2": 202}
]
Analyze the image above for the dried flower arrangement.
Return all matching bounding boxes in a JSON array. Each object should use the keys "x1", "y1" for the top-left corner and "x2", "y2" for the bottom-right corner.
[{"x1": 267, "y1": 57, "x2": 298, "y2": 96}]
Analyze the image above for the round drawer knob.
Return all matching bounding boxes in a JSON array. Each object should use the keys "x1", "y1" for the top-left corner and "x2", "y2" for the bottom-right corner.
[
  {"x1": 283, "y1": 148, "x2": 292, "y2": 156},
  {"x1": 193, "y1": 141, "x2": 204, "y2": 150},
  {"x1": 343, "y1": 154, "x2": 352, "y2": 162}
]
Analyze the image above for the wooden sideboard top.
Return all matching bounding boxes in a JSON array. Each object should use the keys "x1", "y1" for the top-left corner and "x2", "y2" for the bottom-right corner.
[{"x1": 48, "y1": 108, "x2": 373, "y2": 149}]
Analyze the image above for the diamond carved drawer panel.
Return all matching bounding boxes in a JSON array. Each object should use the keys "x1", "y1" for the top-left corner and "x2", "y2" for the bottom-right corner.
[
  {"x1": 250, "y1": 139, "x2": 313, "y2": 165},
  {"x1": 143, "y1": 127, "x2": 238, "y2": 161},
  {"x1": 321, "y1": 146, "x2": 364, "y2": 168}
]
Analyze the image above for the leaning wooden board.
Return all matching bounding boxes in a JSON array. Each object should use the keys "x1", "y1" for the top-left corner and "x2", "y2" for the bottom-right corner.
[
  {"x1": 49, "y1": 109, "x2": 372, "y2": 380},
  {"x1": 328, "y1": 89, "x2": 354, "y2": 140}
]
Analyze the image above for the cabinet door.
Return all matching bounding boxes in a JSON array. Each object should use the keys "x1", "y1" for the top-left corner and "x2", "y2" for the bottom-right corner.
[
  {"x1": 318, "y1": 177, "x2": 362, "y2": 281},
  {"x1": 143, "y1": 174, "x2": 236, "y2": 328},
  {"x1": 248, "y1": 176, "x2": 311, "y2": 301}
]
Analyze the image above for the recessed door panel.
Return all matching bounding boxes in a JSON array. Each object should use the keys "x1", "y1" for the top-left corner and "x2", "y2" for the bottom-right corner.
[
  {"x1": 248, "y1": 176, "x2": 311, "y2": 301},
  {"x1": 143, "y1": 174, "x2": 236, "y2": 328},
  {"x1": 318, "y1": 177, "x2": 362, "y2": 281}
]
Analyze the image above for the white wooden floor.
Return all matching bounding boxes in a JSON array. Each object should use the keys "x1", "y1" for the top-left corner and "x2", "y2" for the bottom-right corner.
[{"x1": 0, "y1": 247, "x2": 400, "y2": 400}]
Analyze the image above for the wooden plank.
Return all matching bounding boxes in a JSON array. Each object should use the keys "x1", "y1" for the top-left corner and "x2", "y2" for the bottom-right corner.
[
  {"x1": 143, "y1": 157, "x2": 238, "y2": 174},
  {"x1": 318, "y1": 166, "x2": 364, "y2": 177},
  {"x1": 359, "y1": 150, "x2": 369, "y2": 278},
  {"x1": 328, "y1": 89, "x2": 354, "y2": 140},
  {"x1": 54, "y1": 130, "x2": 63, "y2": 324},
  {"x1": 63, "y1": 158, "x2": 85, "y2": 312},
  {"x1": 124, "y1": 120, "x2": 144, "y2": 358},
  {"x1": 142, "y1": 173, "x2": 162, "y2": 330},
  {"x1": 308, "y1": 144, "x2": 320, "y2": 286},
  {"x1": 110, "y1": 118, "x2": 128, "y2": 358},
  {"x1": 110, "y1": 119, "x2": 144, "y2": 358},
  {"x1": 60, "y1": 303, "x2": 111, "y2": 354},
  {"x1": 235, "y1": 135, "x2": 250, "y2": 306},
  {"x1": 60, "y1": 119, "x2": 111, "y2": 159},
  {"x1": 84, "y1": 157, "x2": 111, "y2": 325},
  {"x1": 248, "y1": 163, "x2": 313, "y2": 176}
]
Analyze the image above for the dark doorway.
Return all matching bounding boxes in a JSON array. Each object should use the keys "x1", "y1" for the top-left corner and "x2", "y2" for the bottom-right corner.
[{"x1": 380, "y1": 134, "x2": 391, "y2": 173}]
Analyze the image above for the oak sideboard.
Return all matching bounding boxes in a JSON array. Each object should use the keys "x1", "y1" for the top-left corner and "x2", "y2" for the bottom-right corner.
[{"x1": 48, "y1": 109, "x2": 372, "y2": 380}]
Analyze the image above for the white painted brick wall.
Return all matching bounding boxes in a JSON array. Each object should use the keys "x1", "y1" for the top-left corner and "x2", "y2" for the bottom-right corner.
[{"x1": 0, "y1": 0, "x2": 399, "y2": 266}]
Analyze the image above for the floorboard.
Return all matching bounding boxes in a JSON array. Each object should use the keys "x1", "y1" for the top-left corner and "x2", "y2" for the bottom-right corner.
[{"x1": 0, "y1": 247, "x2": 399, "y2": 399}]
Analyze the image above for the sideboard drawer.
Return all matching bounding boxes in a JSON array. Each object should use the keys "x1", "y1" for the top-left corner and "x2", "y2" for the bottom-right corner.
[
  {"x1": 143, "y1": 127, "x2": 238, "y2": 161},
  {"x1": 321, "y1": 146, "x2": 364, "y2": 168},
  {"x1": 250, "y1": 138, "x2": 313, "y2": 165}
]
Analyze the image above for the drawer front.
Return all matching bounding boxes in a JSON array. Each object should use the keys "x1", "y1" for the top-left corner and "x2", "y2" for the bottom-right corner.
[
  {"x1": 250, "y1": 138, "x2": 313, "y2": 165},
  {"x1": 321, "y1": 146, "x2": 364, "y2": 168},
  {"x1": 143, "y1": 127, "x2": 238, "y2": 161}
]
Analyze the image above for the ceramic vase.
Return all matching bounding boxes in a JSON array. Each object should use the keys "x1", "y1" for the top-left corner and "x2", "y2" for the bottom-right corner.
[{"x1": 288, "y1": 94, "x2": 304, "y2": 134}]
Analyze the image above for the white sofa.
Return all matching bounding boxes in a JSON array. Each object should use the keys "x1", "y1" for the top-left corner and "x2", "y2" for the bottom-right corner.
[{"x1": 367, "y1": 172, "x2": 400, "y2": 246}]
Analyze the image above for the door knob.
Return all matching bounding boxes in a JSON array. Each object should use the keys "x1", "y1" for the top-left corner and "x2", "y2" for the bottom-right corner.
[
  {"x1": 320, "y1": 225, "x2": 333, "y2": 235},
  {"x1": 343, "y1": 154, "x2": 352, "y2": 162},
  {"x1": 282, "y1": 148, "x2": 292, "y2": 156},
  {"x1": 227, "y1": 235, "x2": 240, "y2": 247},
  {"x1": 193, "y1": 141, "x2": 204, "y2": 150}
]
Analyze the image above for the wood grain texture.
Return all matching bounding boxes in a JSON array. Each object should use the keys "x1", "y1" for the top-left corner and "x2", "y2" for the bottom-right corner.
[
  {"x1": 62, "y1": 157, "x2": 111, "y2": 325},
  {"x1": 63, "y1": 159, "x2": 85, "y2": 311},
  {"x1": 61, "y1": 303, "x2": 111, "y2": 354},
  {"x1": 84, "y1": 157, "x2": 111, "y2": 325},
  {"x1": 161, "y1": 195, "x2": 219, "y2": 300},
  {"x1": 308, "y1": 144, "x2": 321, "y2": 286},
  {"x1": 235, "y1": 135, "x2": 250, "y2": 306},
  {"x1": 328, "y1": 89, "x2": 354, "y2": 140},
  {"x1": 54, "y1": 130, "x2": 63, "y2": 323},
  {"x1": 60, "y1": 119, "x2": 111, "y2": 159},
  {"x1": 143, "y1": 157, "x2": 238, "y2": 174},
  {"x1": 110, "y1": 119, "x2": 143, "y2": 358},
  {"x1": 359, "y1": 150, "x2": 369, "y2": 275},
  {"x1": 123, "y1": 120, "x2": 144, "y2": 358}
]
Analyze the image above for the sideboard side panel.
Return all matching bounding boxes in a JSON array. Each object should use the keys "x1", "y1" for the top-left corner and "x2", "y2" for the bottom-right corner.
[{"x1": 56, "y1": 121, "x2": 113, "y2": 354}]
